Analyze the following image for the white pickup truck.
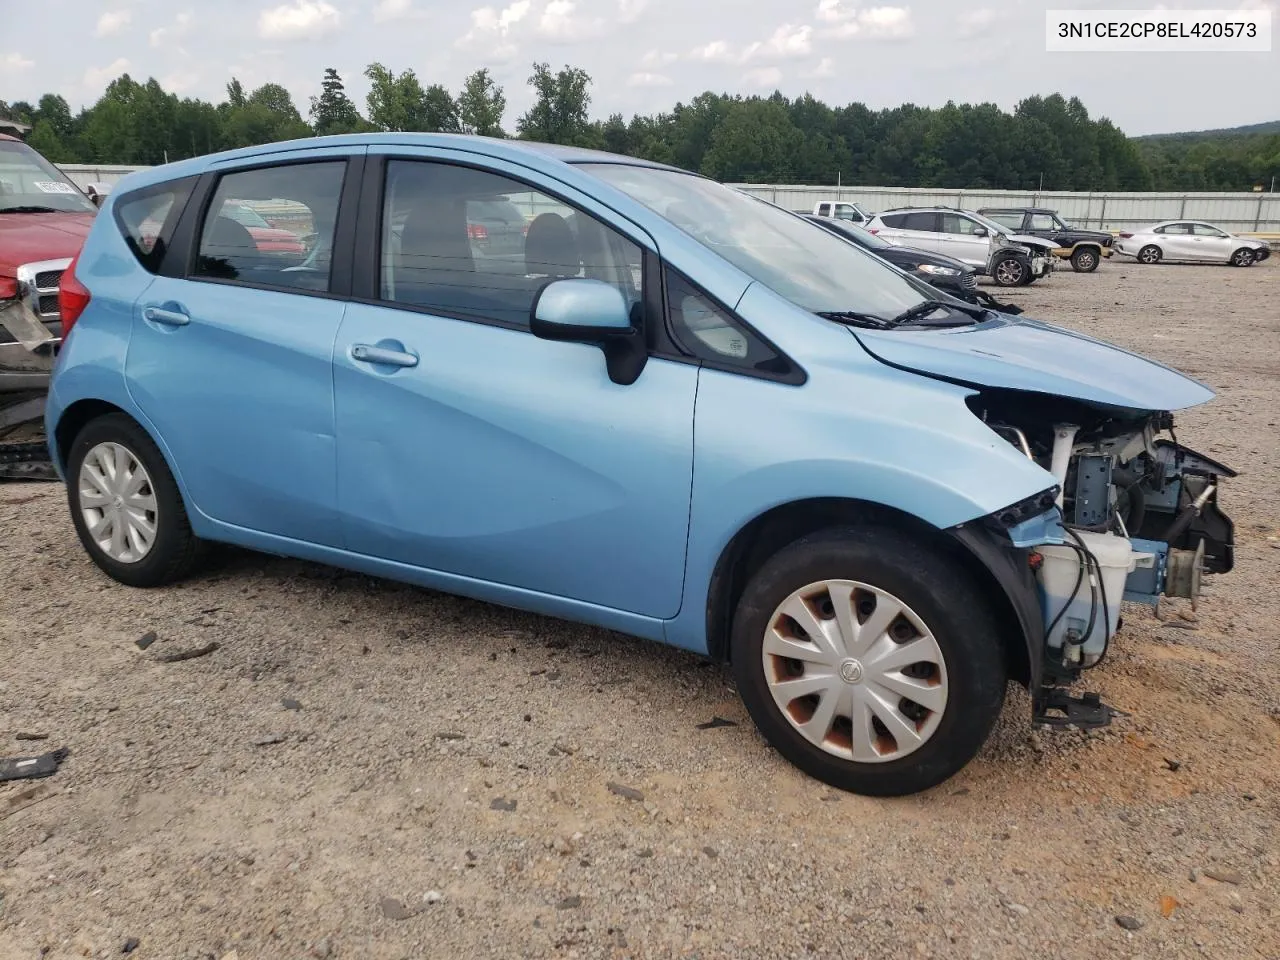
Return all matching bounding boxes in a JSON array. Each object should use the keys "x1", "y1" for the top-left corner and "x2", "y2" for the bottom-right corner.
[{"x1": 809, "y1": 200, "x2": 871, "y2": 225}]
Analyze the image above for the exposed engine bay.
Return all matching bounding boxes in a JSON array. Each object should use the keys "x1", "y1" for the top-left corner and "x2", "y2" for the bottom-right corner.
[{"x1": 970, "y1": 388, "x2": 1236, "y2": 725}]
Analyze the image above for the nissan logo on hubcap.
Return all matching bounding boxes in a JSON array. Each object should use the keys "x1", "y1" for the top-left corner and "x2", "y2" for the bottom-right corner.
[{"x1": 839, "y1": 659, "x2": 864, "y2": 684}]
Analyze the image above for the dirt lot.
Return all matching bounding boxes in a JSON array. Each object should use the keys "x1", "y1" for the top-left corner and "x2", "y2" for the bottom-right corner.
[{"x1": 2, "y1": 258, "x2": 1278, "y2": 960}]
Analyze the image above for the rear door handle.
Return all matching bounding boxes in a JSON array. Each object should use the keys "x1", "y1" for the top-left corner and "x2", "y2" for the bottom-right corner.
[
  {"x1": 350, "y1": 343, "x2": 418, "y2": 368},
  {"x1": 143, "y1": 305, "x2": 190, "y2": 326}
]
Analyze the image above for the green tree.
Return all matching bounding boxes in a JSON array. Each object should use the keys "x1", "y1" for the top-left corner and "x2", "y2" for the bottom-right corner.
[
  {"x1": 309, "y1": 67, "x2": 365, "y2": 135},
  {"x1": 700, "y1": 98, "x2": 800, "y2": 182},
  {"x1": 457, "y1": 68, "x2": 506, "y2": 137},
  {"x1": 516, "y1": 62, "x2": 592, "y2": 145},
  {"x1": 364, "y1": 63, "x2": 457, "y2": 132}
]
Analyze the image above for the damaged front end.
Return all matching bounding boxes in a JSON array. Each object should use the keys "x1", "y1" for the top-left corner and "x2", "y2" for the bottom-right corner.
[
  {"x1": 967, "y1": 389, "x2": 1235, "y2": 730},
  {"x1": 1, "y1": 280, "x2": 59, "y2": 479}
]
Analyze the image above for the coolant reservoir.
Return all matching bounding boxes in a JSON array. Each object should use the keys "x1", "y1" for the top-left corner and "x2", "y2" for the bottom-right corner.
[{"x1": 1036, "y1": 531, "x2": 1136, "y2": 666}]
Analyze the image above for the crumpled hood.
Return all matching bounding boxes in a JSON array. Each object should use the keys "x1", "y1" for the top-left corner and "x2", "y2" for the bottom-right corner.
[
  {"x1": 0, "y1": 212, "x2": 94, "y2": 275},
  {"x1": 852, "y1": 313, "x2": 1215, "y2": 411},
  {"x1": 1006, "y1": 233, "x2": 1057, "y2": 252}
]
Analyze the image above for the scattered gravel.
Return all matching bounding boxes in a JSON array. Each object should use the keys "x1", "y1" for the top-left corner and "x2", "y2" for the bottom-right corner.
[{"x1": 1, "y1": 264, "x2": 1278, "y2": 958}]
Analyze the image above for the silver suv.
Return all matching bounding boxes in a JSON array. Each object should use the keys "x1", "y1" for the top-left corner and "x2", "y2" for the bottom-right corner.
[{"x1": 865, "y1": 206, "x2": 1057, "y2": 287}]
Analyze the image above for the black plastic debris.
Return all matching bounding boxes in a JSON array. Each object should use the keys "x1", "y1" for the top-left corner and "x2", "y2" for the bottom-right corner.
[
  {"x1": 154, "y1": 641, "x2": 219, "y2": 663},
  {"x1": 696, "y1": 717, "x2": 738, "y2": 730},
  {"x1": 0, "y1": 747, "x2": 69, "y2": 783}
]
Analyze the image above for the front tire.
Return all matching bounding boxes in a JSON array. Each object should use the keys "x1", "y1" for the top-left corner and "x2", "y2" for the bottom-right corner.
[
  {"x1": 730, "y1": 527, "x2": 1008, "y2": 797},
  {"x1": 991, "y1": 255, "x2": 1026, "y2": 287},
  {"x1": 1230, "y1": 248, "x2": 1255, "y2": 267},
  {"x1": 1138, "y1": 244, "x2": 1162, "y2": 265},
  {"x1": 1071, "y1": 246, "x2": 1100, "y2": 272},
  {"x1": 66, "y1": 413, "x2": 205, "y2": 587}
]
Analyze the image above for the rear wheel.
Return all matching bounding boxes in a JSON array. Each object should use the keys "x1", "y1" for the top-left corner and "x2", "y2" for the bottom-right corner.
[
  {"x1": 1230, "y1": 248, "x2": 1256, "y2": 267},
  {"x1": 1070, "y1": 246, "x2": 1100, "y2": 272},
  {"x1": 730, "y1": 527, "x2": 1008, "y2": 796},
  {"x1": 1138, "y1": 244, "x2": 1162, "y2": 265},
  {"x1": 991, "y1": 255, "x2": 1026, "y2": 287},
  {"x1": 66, "y1": 413, "x2": 205, "y2": 587}
]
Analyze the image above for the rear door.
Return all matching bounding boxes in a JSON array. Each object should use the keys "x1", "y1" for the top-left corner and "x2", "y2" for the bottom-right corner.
[
  {"x1": 1158, "y1": 223, "x2": 1196, "y2": 259},
  {"x1": 892, "y1": 212, "x2": 944, "y2": 254},
  {"x1": 125, "y1": 146, "x2": 364, "y2": 547}
]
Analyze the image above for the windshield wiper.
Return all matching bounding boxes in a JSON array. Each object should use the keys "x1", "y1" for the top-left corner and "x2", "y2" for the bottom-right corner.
[
  {"x1": 891, "y1": 298, "x2": 989, "y2": 326},
  {"x1": 0, "y1": 205, "x2": 62, "y2": 214},
  {"x1": 817, "y1": 310, "x2": 894, "y2": 330}
]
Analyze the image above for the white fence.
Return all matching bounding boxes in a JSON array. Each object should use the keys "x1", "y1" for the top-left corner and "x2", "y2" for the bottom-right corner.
[
  {"x1": 730, "y1": 183, "x2": 1280, "y2": 234},
  {"x1": 58, "y1": 164, "x2": 1280, "y2": 234}
]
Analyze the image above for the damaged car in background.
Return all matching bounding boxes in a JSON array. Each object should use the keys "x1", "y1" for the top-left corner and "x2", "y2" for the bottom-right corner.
[{"x1": 46, "y1": 135, "x2": 1233, "y2": 797}]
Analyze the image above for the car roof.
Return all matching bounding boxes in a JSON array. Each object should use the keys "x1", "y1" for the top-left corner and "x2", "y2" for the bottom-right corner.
[
  {"x1": 107, "y1": 132, "x2": 684, "y2": 194},
  {"x1": 978, "y1": 207, "x2": 1055, "y2": 214}
]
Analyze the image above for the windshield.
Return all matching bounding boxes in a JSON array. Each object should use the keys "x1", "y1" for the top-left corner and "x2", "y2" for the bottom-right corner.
[
  {"x1": 0, "y1": 140, "x2": 96, "y2": 213},
  {"x1": 581, "y1": 164, "x2": 926, "y2": 317}
]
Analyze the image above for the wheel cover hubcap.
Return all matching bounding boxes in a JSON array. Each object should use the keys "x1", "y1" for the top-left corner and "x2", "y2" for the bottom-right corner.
[
  {"x1": 78, "y1": 441, "x2": 159, "y2": 563},
  {"x1": 762, "y1": 579, "x2": 949, "y2": 764}
]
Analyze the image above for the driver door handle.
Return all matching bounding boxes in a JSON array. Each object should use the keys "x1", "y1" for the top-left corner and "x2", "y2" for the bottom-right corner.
[
  {"x1": 143, "y1": 306, "x2": 190, "y2": 326},
  {"x1": 351, "y1": 343, "x2": 418, "y2": 367}
]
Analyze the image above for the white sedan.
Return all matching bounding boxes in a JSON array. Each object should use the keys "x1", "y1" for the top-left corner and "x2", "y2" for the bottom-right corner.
[{"x1": 1114, "y1": 220, "x2": 1271, "y2": 267}]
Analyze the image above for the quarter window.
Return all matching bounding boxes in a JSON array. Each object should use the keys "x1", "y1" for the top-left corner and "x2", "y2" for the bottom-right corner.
[
  {"x1": 902, "y1": 212, "x2": 937, "y2": 232},
  {"x1": 664, "y1": 268, "x2": 788, "y2": 378},
  {"x1": 379, "y1": 160, "x2": 642, "y2": 329},
  {"x1": 194, "y1": 161, "x2": 345, "y2": 292},
  {"x1": 115, "y1": 180, "x2": 194, "y2": 272}
]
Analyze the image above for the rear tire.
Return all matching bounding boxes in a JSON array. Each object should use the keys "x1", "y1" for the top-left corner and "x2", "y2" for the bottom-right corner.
[
  {"x1": 1230, "y1": 248, "x2": 1256, "y2": 267},
  {"x1": 730, "y1": 526, "x2": 1008, "y2": 797},
  {"x1": 1138, "y1": 244, "x2": 1162, "y2": 265},
  {"x1": 66, "y1": 413, "x2": 205, "y2": 587},
  {"x1": 1070, "y1": 246, "x2": 1100, "y2": 272}
]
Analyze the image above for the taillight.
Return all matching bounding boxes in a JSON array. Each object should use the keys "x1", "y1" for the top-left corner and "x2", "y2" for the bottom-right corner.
[
  {"x1": 57, "y1": 255, "x2": 91, "y2": 338},
  {"x1": 467, "y1": 223, "x2": 488, "y2": 242},
  {"x1": 1118, "y1": 232, "x2": 1133, "y2": 239}
]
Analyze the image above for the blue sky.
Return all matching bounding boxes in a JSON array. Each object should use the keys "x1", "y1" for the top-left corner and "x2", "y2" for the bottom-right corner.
[{"x1": 1, "y1": 0, "x2": 1276, "y2": 135}]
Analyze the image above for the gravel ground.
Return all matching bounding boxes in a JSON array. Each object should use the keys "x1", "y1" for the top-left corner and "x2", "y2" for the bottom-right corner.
[{"x1": 2, "y1": 259, "x2": 1278, "y2": 960}]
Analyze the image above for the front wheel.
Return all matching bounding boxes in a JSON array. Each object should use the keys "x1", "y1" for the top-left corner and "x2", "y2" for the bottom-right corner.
[
  {"x1": 991, "y1": 255, "x2": 1026, "y2": 287},
  {"x1": 66, "y1": 413, "x2": 206, "y2": 587},
  {"x1": 1071, "y1": 246, "x2": 1100, "y2": 272},
  {"x1": 730, "y1": 527, "x2": 1008, "y2": 796},
  {"x1": 1230, "y1": 248, "x2": 1256, "y2": 267}
]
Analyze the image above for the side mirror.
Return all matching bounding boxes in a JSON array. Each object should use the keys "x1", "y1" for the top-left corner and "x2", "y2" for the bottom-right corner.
[
  {"x1": 972, "y1": 226, "x2": 988, "y2": 238},
  {"x1": 530, "y1": 278, "x2": 647, "y2": 386}
]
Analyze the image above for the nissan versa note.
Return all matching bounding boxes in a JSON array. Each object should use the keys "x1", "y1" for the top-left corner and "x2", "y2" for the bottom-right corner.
[{"x1": 46, "y1": 134, "x2": 1235, "y2": 796}]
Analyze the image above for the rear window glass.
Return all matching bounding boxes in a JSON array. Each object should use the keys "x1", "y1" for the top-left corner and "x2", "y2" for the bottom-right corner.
[
  {"x1": 114, "y1": 180, "x2": 195, "y2": 273},
  {"x1": 902, "y1": 212, "x2": 936, "y2": 231}
]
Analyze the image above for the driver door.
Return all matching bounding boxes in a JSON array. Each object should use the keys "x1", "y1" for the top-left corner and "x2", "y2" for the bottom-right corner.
[{"x1": 1190, "y1": 223, "x2": 1233, "y2": 262}]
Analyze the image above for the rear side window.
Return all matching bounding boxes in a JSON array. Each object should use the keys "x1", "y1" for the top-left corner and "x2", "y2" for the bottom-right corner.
[
  {"x1": 194, "y1": 161, "x2": 346, "y2": 293},
  {"x1": 878, "y1": 213, "x2": 905, "y2": 228},
  {"x1": 114, "y1": 179, "x2": 195, "y2": 273},
  {"x1": 902, "y1": 212, "x2": 937, "y2": 231}
]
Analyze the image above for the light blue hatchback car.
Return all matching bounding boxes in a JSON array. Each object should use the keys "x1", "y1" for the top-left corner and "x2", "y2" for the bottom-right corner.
[{"x1": 47, "y1": 134, "x2": 1235, "y2": 795}]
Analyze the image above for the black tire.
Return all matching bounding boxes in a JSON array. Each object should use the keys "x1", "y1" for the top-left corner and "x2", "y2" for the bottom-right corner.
[
  {"x1": 991, "y1": 255, "x2": 1026, "y2": 287},
  {"x1": 1230, "y1": 248, "x2": 1255, "y2": 267},
  {"x1": 66, "y1": 412, "x2": 205, "y2": 587},
  {"x1": 1138, "y1": 244, "x2": 1162, "y2": 265},
  {"x1": 1070, "y1": 246, "x2": 1100, "y2": 272},
  {"x1": 730, "y1": 526, "x2": 1008, "y2": 797}
]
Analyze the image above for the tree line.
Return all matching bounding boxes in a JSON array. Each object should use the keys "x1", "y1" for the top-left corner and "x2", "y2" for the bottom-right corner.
[{"x1": 2, "y1": 64, "x2": 1276, "y2": 192}]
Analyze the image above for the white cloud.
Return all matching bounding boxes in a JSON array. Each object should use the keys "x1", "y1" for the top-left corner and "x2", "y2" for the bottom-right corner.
[
  {"x1": 956, "y1": 8, "x2": 995, "y2": 38},
  {"x1": 640, "y1": 49, "x2": 677, "y2": 67},
  {"x1": 96, "y1": 9, "x2": 132, "y2": 37},
  {"x1": 822, "y1": 6, "x2": 915, "y2": 40},
  {"x1": 84, "y1": 58, "x2": 130, "y2": 90},
  {"x1": 627, "y1": 71, "x2": 673, "y2": 87},
  {"x1": 802, "y1": 57, "x2": 835, "y2": 79},
  {"x1": 538, "y1": 0, "x2": 607, "y2": 41},
  {"x1": 618, "y1": 0, "x2": 647, "y2": 22},
  {"x1": 689, "y1": 40, "x2": 735, "y2": 62},
  {"x1": 0, "y1": 52, "x2": 35, "y2": 73},
  {"x1": 743, "y1": 66, "x2": 783, "y2": 88},
  {"x1": 160, "y1": 70, "x2": 201, "y2": 94},
  {"x1": 742, "y1": 24, "x2": 812, "y2": 60},
  {"x1": 258, "y1": 1, "x2": 342, "y2": 41},
  {"x1": 455, "y1": 1, "x2": 529, "y2": 58},
  {"x1": 374, "y1": 0, "x2": 410, "y2": 20},
  {"x1": 150, "y1": 12, "x2": 194, "y2": 48}
]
